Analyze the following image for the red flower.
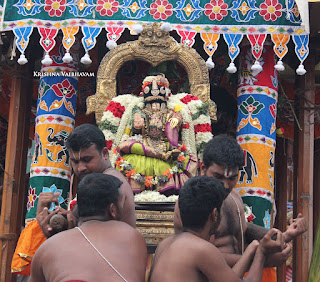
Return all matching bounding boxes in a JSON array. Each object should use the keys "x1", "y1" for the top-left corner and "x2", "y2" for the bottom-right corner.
[
  {"x1": 204, "y1": 0, "x2": 228, "y2": 21},
  {"x1": 106, "y1": 101, "x2": 125, "y2": 118},
  {"x1": 44, "y1": 0, "x2": 66, "y2": 17},
  {"x1": 180, "y1": 144, "x2": 187, "y2": 151},
  {"x1": 247, "y1": 214, "x2": 254, "y2": 222},
  {"x1": 96, "y1": 0, "x2": 119, "y2": 16},
  {"x1": 259, "y1": 0, "x2": 282, "y2": 21},
  {"x1": 194, "y1": 123, "x2": 212, "y2": 133},
  {"x1": 180, "y1": 95, "x2": 199, "y2": 104},
  {"x1": 182, "y1": 123, "x2": 190, "y2": 129},
  {"x1": 150, "y1": 0, "x2": 173, "y2": 20},
  {"x1": 70, "y1": 199, "x2": 77, "y2": 211},
  {"x1": 106, "y1": 140, "x2": 113, "y2": 150},
  {"x1": 52, "y1": 79, "x2": 76, "y2": 98}
]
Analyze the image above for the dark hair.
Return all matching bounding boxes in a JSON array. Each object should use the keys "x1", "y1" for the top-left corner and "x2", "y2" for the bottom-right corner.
[
  {"x1": 203, "y1": 134, "x2": 244, "y2": 169},
  {"x1": 179, "y1": 176, "x2": 226, "y2": 230},
  {"x1": 77, "y1": 173, "x2": 122, "y2": 217},
  {"x1": 66, "y1": 124, "x2": 106, "y2": 153}
]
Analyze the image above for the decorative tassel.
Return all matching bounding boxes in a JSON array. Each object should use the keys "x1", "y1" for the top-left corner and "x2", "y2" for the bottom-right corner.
[
  {"x1": 62, "y1": 51, "x2": 73, "y2": 63},
  {"x1": 227, "y1": 62, "x2": 237, "y2": 74},
  {"x1": 10, "y1": 40, "x2": 17, "y2": 60},
  {"x1": 274, "y1": 60, "x2": 285, "y2": 71},
  {"x1": 80, "y1": 53, "x2": 92, "y2": 65},
  {"x1": 251, "y1": 61, "x2": 263, "y2": 72},
  {"x1": 161, "y1": 22, "x2": 173, "y2": 32},
  {"x1": 206, "y1": 57, "x2": 215, "y2": 70},
  {"x1": 41, "y1": 53, "x2": 53, "y2": 66},
  {"x1": 132, "y1": 24, "x2": 143, "y2": 35},
  {"x1": 296, "y1": 64, "x2": 306, "y2": 75},
  {"x1": 18, "y1": 53, "x2": 28, "y2": 65},
  {"x1": 106, "y1": 40, "x2": 117, "y2": 50}
]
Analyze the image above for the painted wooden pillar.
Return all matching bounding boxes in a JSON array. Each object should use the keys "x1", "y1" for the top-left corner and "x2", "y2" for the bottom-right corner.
[
  {"x1": 275, "y1": 137, "x2": 288, "y2": 282},
  {"x1": 293, "y1": 51, "x2": 314, "y2": 282},
  {"x1": 235, "y1": 42, "x2": 278, "y2": 228},
  {"x1": 25, "y1": 42, "x2": 78, "y2": 224},
  {"x1": 0, "y1": 64, "x2": 32, "y2": 282}
]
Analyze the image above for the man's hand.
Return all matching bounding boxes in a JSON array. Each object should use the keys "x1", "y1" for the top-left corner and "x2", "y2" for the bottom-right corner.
[
  {"x1": 36, "y1": 207, "x2": 59, "y2": 238},
  {"x1": 36, "y1": 192, "x2": 60, "y2": 215},
  {"x1": 259, "y1": 228, "x2": 285, "y2": 255},
  {"x1": 55, "y1": 206, "x2": 77, "y2": 230},
  {"x1": 264, "y1": 242, "x2": 292, "y2": 267},
  {"x1": 37, "y1": 207, "x2": 77, "y2": 238},
  {"x1": 283, "y1": 213, "x2": 307, "y2": 242}
]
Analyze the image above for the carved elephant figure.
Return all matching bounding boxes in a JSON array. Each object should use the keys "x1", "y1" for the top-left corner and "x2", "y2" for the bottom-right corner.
[
  {"x1": 45, "y1": 127, "x2": 70, "y2": 166},
  {"x1": 238, "y1": 149, "x2": 258, "y2": 185}
]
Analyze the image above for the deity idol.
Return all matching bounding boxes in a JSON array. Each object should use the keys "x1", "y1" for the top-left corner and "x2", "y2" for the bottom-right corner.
[{"x1": 99, "y1": 74, "x2": 212, "y2": 195}]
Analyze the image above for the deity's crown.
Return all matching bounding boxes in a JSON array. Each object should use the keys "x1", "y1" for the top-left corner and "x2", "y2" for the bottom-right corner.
[{"x1": 142, "y1": 74, "x2": 169, "y2": 91}]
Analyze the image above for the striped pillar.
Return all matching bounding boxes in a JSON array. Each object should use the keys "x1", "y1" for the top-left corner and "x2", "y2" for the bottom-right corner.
[
  {"x1": 25, "y1": 43, "x2": 78, "y2": 224},
  {"x1": 235, "y1": 43, "x2": 277, "y2": 228}
]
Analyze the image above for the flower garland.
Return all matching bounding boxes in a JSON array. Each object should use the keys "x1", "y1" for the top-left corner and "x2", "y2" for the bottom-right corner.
[
  {"x1": 100, "y1": 92, "x2": 213, "y2": 167},
  {"x1": 114, "y1": 143, "x2": 189, "y2": 188}
]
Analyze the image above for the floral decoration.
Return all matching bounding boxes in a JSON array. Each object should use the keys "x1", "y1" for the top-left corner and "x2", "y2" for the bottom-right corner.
[
  {"x1": 105, "y1": 101, "x2": 126, "y2": 119},
  {"x1": 243, "y1": 203, "x2": 255, "y2": 222},
  {"x1": 96, "y1": 0, "x2": 119, "y2": 16},
  {"x1": 149, "y1": 0, "x2": 173, "y2": 20},
  {"x1": 204, "y1": 0, "x2": 228, "y2": 21},
  {"x1": 27, "y1": 186, "x2": 38, "y2": 211},
  {"x1": 115, "y1": 143, "x2": 188, "y2": 187},
  {"x1": 42, "y1": 184, "x2": 64, "y2": 210},
  {"x1": 44, "y1": 0, "x2": 66, "y2": 17},
  {"x1": 259, "y1": 0, "x2": 282, "y2": 21}
]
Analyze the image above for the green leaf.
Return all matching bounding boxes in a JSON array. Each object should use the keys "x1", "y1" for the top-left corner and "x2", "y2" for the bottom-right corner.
[
  {"x1": 252, "y1": 104, "x2": 265, "y2": 115},
  {"x1": 246, "y1": 96, "x2": 254, "y2": 105},
  {"x1": 240, "y1": 105, "x2": 249, "y2": 115}
]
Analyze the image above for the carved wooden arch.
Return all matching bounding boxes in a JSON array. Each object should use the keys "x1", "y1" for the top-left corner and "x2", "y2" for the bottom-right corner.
[{"x1": 86, "y1": 22, "x2": 216, "y2": 124}]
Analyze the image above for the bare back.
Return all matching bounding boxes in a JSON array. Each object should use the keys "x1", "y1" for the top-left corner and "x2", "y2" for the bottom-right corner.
[
  {"x1": 30, "y1": 221, "x2": 147, "y2": 282},
  {"x1": 150, "y1": 233, "x2": 242, "y2": 282},
  {"x1": 104, "y1": 168, "x2": 136, "y2": 227}
]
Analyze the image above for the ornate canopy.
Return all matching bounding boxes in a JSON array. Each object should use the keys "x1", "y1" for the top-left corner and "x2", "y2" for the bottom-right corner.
[{"x1": 0, "y1": 0, "x2": 310, "y2": 74}]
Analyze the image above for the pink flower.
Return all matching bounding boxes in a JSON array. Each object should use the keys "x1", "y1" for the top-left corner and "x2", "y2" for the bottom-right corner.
[
  {"x1": 96, "y1": 0, "x2": 119, "y2": 16},
  {"x1": 44, "y1": 0, "x2": 66, "y2": 17},
  {"x1": 150, "y1": 0, "x2": 173, "y2": 20},
  {"x1": 204, "y1": 0, "x2": 228, "y2": 21},
  {"x1": 259, "y1": 0, "x2": 282, "y2": 21}
]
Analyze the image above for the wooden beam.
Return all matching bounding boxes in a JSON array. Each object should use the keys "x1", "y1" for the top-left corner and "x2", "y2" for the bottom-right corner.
[
  {"x1": 0, "y1": 63, "x2": 32, "y2": 282},
  {"x1": 275, "y1": 137, "x2": 288, "y2": 282},
  {"x1": 314, "y1": 139, "x2": 320, "y2": 240},
  {"x1": 293, "y1": 53, "x2": 315, "y2": 282}
]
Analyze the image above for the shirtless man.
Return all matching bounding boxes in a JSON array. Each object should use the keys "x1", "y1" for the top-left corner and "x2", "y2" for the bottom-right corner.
[
  {"x1": 12, "y1": 124, "x2": 137, "y2": 275},
  {"x1": 30, "y1": 173, "x2": 147, "y2": 282},
  {"x1": 38, "y1": 123, "x2": 136, "y2": 237},
  {"x1": 150, "y1": 176, "x2": 285, "y2": 282},
  {"x1": 174, "y1": 135, "x2": 307, "y2": 268}
]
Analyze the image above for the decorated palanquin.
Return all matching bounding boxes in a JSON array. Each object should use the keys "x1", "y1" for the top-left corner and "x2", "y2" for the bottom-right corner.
[{"x1": 0, "y1": 0, "x2": 310, "y2": 277}]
